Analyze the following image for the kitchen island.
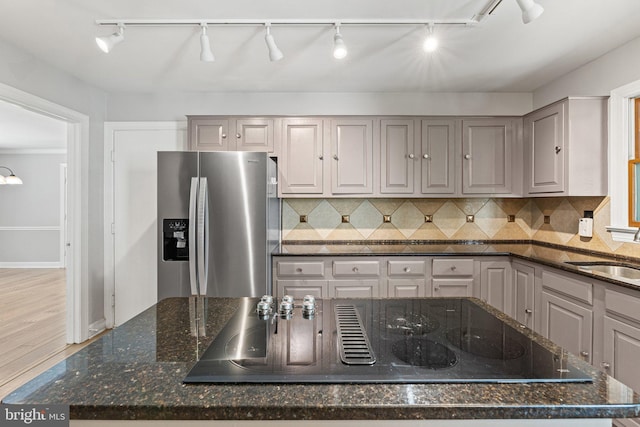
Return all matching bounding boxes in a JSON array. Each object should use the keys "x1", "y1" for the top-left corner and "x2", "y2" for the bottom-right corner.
[{"x1": 2, "y1": 295, "x2": 640, "y2": 426}]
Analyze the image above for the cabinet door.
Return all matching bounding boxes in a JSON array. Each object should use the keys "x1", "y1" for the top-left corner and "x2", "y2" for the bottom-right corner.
[
  {"x1": 461, "y1": 119, "x2": 513, "y2": 194},
  {"x1": 524, "y1": 101, "x2": 564, "y2": 193},
  {"x1": 420, "y1": 119, "x2": 455, "y2": 194},
  {"x1": 188, "y1": 118, "x2": 230, "y2": 151},
  {"x1": 280, "y1": 119, "x2": 324, "y2": 194},
  {"x1": 512, "y1": 263, "x2": 535, "y2": 330},
  {"x1": 276, "y1": 280, "x2": 328, "y2": 299},
  {"x1": 331, "y1": 119, "x2": 374, "y2": 194},
  {"x1": 432, "y1": 278, "x2": 474, "y2": 297},
  {"x1": 480, "y1": 261, "x2": 512, "y2": 315},
  {"x1": 388, "y1": 280, "x2": 425, "y2": 297},
  {"x1": 604, "y1": 317, "x2": 640, "y2": 427},
  {"x1": 235, "y1": 118, "x2": 274, "y2": 153},
  {"x1": 541, "y1": 290, "x2": 593, "y2": 363},
  {"x1": 380, "y1": 119, "x2": 415, "y2": 194},
  {"x1": 330, "y1": 280, "x2": 379, "y2": 298}
]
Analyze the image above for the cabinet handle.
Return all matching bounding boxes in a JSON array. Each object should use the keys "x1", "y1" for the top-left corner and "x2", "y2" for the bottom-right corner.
[
  {"x1": 236, "y1": 133, "x2": 241, "y2": 139},
  {"x1": 352, "y1": 266, "x2": 359, "y2": 273},
  {"x1": 580, "y1": 351, "x2": 589, "y2": 358},
  {"x1": 319, "y1": 155, "x2": 324, "y2": 160},
  {"x1": 555, "y1": 146, "x2": 561, "y2": 154},
  {"x1": 423, "y1": 154, "x2": 430, "y2": 159},
  {"x1": 221, "y1": 133, "x2": 227, "y2": 139},
  {"x1": 601, "y1": 362, "x2": 610, "y2": 370},
  {"x1": 404, "y1": 267, "x2": 411, "y2": 273},
  {"x1": 464, "y1": 154, "x2": 472, "y2": 160},
  {"x1": 525, "y1": 309, "x2": 532, "y2": 314},
  {"x1": 408, "y1": 154, "x2": 415, "y2": 159},
  {"x1": 333, "y1": 154, "x2": 339, "y2": 161}
]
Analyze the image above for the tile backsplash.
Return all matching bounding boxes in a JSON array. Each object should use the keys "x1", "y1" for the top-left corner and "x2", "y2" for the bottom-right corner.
[{"x1": 282, "y1": 196, "x2": 639, "y2": 258}]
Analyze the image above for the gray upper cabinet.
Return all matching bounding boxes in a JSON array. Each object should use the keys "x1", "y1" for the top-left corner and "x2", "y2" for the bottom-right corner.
[
  {"x1": 380, "y1": 119, "x2": 416, "y2": 194},
  {"x1": 331, "y1": 119, "x2": 374, "y2": 195},
  {"x1": 279, "y1": 118, "x2": 324, "y2": 195},
  {"x1": 420, "y1": 119, "x2": 456, "y2": 195},
  {"x1": 523, "y1": 97, "x2": 608, "y2": 196},
  {"x1": 188, "y1": 116, "x2": 275, "y2": 153},
  {"x1": 461, "y1": 118, "x2": 516, "y2": 195}
]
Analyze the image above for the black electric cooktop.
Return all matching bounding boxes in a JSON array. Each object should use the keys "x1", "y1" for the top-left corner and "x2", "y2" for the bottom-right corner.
[{"x1": 184, "y1": 298, "x2": 592, "y2": 384}]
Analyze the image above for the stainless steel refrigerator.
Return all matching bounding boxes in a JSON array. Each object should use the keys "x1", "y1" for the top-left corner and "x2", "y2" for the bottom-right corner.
[{"x1": 157, "y1": 151, "x2": 280, "y2": 300}]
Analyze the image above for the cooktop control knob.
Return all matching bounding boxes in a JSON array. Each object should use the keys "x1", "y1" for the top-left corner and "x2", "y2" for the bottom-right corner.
[
  {"x1": 281, "y1": 295, "x2": 294, "y2": 304},
  {"x1": 279, "y1": 300, "x2": 293, "y2": 318},
  {"x1": 302, "y1": 300, "x2": 316, "y2": 318},
  {"x1": 256, "y1": 300, "x2": 272, "y2": 317}
]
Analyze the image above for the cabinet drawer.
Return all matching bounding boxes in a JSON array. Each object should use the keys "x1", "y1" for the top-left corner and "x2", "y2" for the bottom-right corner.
[
  {"x1": 333, "y1": 260, "x2": 380, "y2": 276},
  {"x1": 388, "y1": 260, "x2": 426, "y2": 276},
  {"x1": 541, "y1": 270, "x2": 592, "y2": 305},
  {"x1": 276, "y1": 261, "x2": 325, "y2": 277},
  {"x1": 432, "y1": 259, "x2": 474, "y2": 276},
  {"x1": 606, "y1": 288, "x2": 640, "y2": 323}
]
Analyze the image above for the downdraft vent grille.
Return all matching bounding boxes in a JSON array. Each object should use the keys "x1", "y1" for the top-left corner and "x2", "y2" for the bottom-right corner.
[{"x1": 335, "y1": 304, "x2": 376, "y2": 365}]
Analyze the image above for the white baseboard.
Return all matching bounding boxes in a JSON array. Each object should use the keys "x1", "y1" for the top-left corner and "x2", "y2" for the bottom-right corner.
[{"x1": 0, "y1": 262, "x2": 63, "y2": 268}]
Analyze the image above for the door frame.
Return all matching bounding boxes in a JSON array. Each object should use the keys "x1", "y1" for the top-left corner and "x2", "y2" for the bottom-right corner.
[{"x1": 0, "y1": 82, "x2": 89, "y2": 344}]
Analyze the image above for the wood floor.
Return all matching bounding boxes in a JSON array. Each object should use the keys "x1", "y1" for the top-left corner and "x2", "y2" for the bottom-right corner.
[{"x1": 0, "y1": 268, "x2": 70, "y2": 399}]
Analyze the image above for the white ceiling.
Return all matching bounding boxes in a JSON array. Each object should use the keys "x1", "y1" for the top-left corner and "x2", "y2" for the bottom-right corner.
[{"x1": 0, "y1": 0, "x2": 639, "y2": 95}]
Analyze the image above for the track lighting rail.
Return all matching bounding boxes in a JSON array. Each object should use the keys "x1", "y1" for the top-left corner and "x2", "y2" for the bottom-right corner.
[{"x1": 95, "y1": 18, "x2": 478, "y2": 27}]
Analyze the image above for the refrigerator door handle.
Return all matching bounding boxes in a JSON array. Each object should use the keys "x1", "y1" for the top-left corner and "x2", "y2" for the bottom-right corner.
[
  {"x1": 188, "y1": 177, "x2": 199, "y2": 296},
  {"x1": 197, "y1": 177, "x2": 209, "y2": 296}
]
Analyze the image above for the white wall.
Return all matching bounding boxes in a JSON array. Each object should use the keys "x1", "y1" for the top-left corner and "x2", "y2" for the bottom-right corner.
[
  {"x1": 0, "y1": 152, "x2": 66, "y2": 266},
  {"x1": 0, "y1": 37, "x2": 108, "y2": 330},
  {"x1": 106, "y1": 91, "x2": 534, "y2": 121},
  {"x1": 533, "y1": 35, "x2": 640, "y2": 108}
]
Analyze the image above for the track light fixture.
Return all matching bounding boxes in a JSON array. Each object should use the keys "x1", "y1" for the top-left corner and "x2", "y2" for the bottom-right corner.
[
  {"x1": 95, "y1": 23, "x2": 125, "y2": 53},
  {"x1": 333, "y1": 24, "x2": 347, "y2": 59},
  {"x1": 264, "y1": 24, "x2": 284, "y2": 62},
  {"x1": 0, "y1": 166, "x2": 23, "y2": 185},
  {"x1": 199, "y1": 23, "x2": 215, "y2": 62},
  {"x1": 422, "y1": 23, "x2": 438, "y2": 53},
  {"x1": 515, "y1": 0, "x2": 544, "y2": 24}
]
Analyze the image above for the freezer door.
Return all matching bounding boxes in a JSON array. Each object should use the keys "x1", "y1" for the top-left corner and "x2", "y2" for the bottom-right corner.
[
  {"x1": 199, "y1": 151, "x2": 270, "y2": 297},
  {"x1": 157, "y1": 151, "x2": 198, "y2": 300}
]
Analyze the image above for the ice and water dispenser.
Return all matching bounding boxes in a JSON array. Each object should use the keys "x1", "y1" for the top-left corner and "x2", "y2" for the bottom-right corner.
[{"x1": 162, "y1": 219, "x2": 189, "y2": 261}]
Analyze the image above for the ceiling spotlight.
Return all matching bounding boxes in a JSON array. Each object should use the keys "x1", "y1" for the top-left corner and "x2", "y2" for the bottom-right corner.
[
  {"x1": 333, "y1": 24, "x2": 347, "y2": 59},
  {"x1": 0, "y1": 166, "x2": 23, "y2": 185},
  {"x1": 95, "y1": 23, "x2": 125, "y2": 53},
  {"x1": 199, "y1": 23, "x2": 215, "y2": 62},
  {"x1": 422, "y1": 23, "x2": 438, "y2": 53},
  {"x1": 515, "y1": 0, "x2": 544, "y2": 24},
  {"x1": 264, "y1": 24, "x2": 284, "y2": 62}
]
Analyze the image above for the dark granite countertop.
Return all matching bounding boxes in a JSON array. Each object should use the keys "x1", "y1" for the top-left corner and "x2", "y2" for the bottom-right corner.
[
  {"x1": 3, "y1": 297, "x2": 640, "y2": 421},
  {"x1": 275, "y1": 240, "x2": 640, "y2": 292}
]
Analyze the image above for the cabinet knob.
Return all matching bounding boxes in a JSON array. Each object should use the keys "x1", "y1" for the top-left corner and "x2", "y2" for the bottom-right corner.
[
  {"x1": 295, "y1": 267, "x2": 303, "y2": 273},
  {"x1": 221, "y1": 133, "x2": 227, "y2": 139},
  {"x1": 352, "y1": 266, "x2": 359, "y2": 273},
  {"x1": 580, "y1": 351, "x2": 589, "y2": 358},
  {"x1": 525, "y1": 309, "x2": 532, "y2": 314},
  {"x1": 404, "y1": 267, "x2": 411, "y2": 273},
  {"x1": 236, "y1": 133, "x2": 241, "y2": 139},
  {"x1": 450, "y1": 266, "x2": 457, "y2": 271},
  {"x1": 464, "y1": 154, "x2": 472, "y2": 160},
  {"x1": 601, "y1": 362, "x2": 610, "y2": 370},
  {"x1": 423, "y1": 154, "x2": 430, "y2": 159},
  {"x1": 319, "y1": 155, "x2": 324, "y2": 160},
  {"x1": 434, "y1": 286, "x2": 440, "y2": 291},
  {"x1": 333, "y1": 154, "x2": 339, "y2": 161},
  {"x1": 408, "y1": 154, "x2": 415, "y2": 159},
  {"x1": 555, "y1": 146, "x2": 561, "y2": 154}
]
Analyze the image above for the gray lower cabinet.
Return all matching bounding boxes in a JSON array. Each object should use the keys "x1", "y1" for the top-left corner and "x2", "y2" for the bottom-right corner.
[
  {"x1": 511, "y1": 261, "x2": 536, "y2": 330},
  {"x1": 387, "y1": 259, "x2": 428, "y2": 297},
  {"x1": 479, "y1": 259, "x2": 512, "y2": 316},
  {"x1": 431, "y1": 258, "x2": 476, "y2": 297},
  {"x1": 540, "y1": 269, "x2": 593, "y2": 363},
  {"x1": 604, "y1": 287, "x2": 640, "y2": 427}
]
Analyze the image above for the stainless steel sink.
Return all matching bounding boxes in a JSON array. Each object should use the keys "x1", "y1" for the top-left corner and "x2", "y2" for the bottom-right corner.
[{"x1": 565, "y1": 262, "x2": 640, "y2": 281}]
